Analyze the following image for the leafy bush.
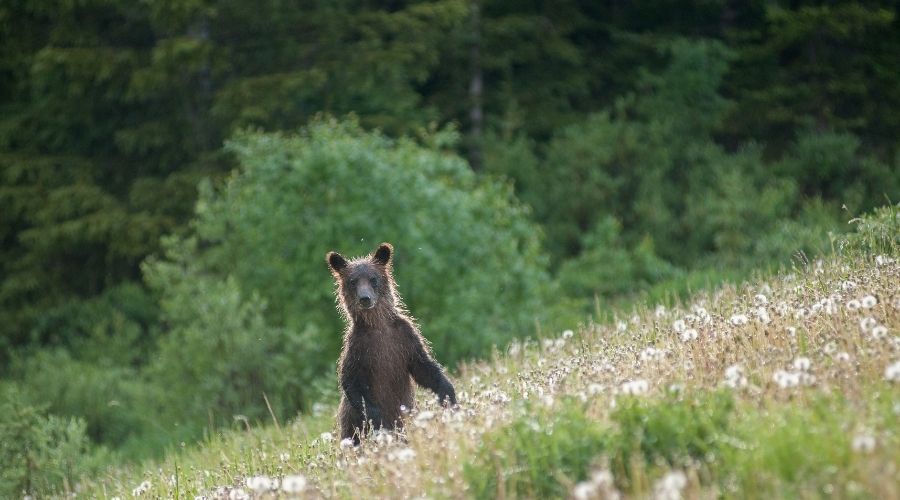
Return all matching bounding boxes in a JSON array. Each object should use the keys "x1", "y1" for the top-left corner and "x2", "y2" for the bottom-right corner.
[
  {"x1": 142, "y1": 264, "x2": 306, "y2": 436},
  {"x1": 557, "y1": 216, "x2": 678, "y2": 299},
  {"x1": 0, "y1": 387, "x2": 106, "y2": 498},
  {"x1": 144, "y1": 118, "x2": 549, "y2": 418},
  {"x1": 12, "y1": 350, "x2": 149, "y2": 451}
]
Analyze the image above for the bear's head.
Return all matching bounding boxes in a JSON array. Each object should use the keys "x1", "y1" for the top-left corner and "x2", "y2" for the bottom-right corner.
[{"x1": 327, "y1": 242, "x2": 396, "y2": 318}]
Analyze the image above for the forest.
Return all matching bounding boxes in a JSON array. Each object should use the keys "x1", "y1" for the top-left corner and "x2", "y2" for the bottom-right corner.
[{"x1": 1, "y1": 0, "x2": 899, "y2": 493}]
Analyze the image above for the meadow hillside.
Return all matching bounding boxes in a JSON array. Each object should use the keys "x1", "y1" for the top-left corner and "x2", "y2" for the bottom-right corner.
[{"x1": 69, "y1": 211, "x2": 900, "y2": 499}]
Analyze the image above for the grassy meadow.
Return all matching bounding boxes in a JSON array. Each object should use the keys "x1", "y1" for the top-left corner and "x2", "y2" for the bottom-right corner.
[{"x1": 72, "y1": 224, "x2": 900, "y2": 499}]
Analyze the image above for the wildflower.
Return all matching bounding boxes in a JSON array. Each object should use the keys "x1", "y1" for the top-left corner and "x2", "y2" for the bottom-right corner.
[
  {"x1": 507, "y1": 342, "x2": 520, "y2": 356},
  {"x1": 653, "y1": 470, "x2": 688, "y2": 500},
  {"x1": 836, "y1": 352, "x2": 851, "y2": 362},
  {"x1": 655, "y1": 305, "x2": 667, "y2": 318},
  {"x1": 132, "y1": 480, "x2": 151, "y2": 497},
  {"x1": 280, "y1": 475, "x2": 307, "y2": 494},
  {"x1": 616, "y1": 321, "x2": 628, "y2": 332},
  {"x1": 823, "y1": 342, "x2": 837, "y2": 355},
  {"x1": 672, "y1": 319, "x2": 686, "y2": 333},
  {"x1": 846, "y1": 299, "x2": 861, "y2": 310},
  {"x1": 588, "y1": 383, "x2": 604, "y2": 396},
  {"x1": 861, "y1": 295, "x2": 878, "y2": 308},
  {"x1": 679, "y1": 328, "x2": 698, "y2": 342},
  {"x1": 640, "y1": 347, "x2": 665, "y2": 362},
  {"x1": 621, "y1": 379, "x2": 649, "y2": 396},
  {"x1": 730, "y1": 314, "x2": 749, "y2": 326},
  {"x1": 415, "y1": 410, "x2": 435, "y2": 425},
  {"x1": 792, "y1": 357, "x2": 812, "y2": 372},
  {"x1": 573, "y1": 470, "x2": 620, "y2": 500},
  {"x1": 773, "y1": 370, "x2": 800, "y2": 389},
  {"x1": 754, "y1": 294, "x2": 768, "y2": 306},
  {"x1": 389, "y1": 447, "x2": 416, "y2": 462},
  {"x1": 572, "y1": 481, "x2": 598, "y2": 500},
  {"x1": 859, "y1": 317, "x2": 878, "y2": 332},
  {"x1": 786, "y1": 326, "x2": 797, "y2": 337},
  {"x1": 246, "y1": 476, "x2": 274, "y2": 492},
  {"x1": 562, "y1": 329, "x2": 574, "y2": 339},
  {"x1": 841, "y1": 280, "x2": 857, "y2": 291},
  {"x1": 755, "y1": 307, "x2": 771, "y2": 324},
  {"x1": 339, "y1": 438, "x2": 355, "y2": 450},
  {"x1": 851, "y1": 434, "x2": 876, "y2": 453},
  {"x1": 885, "y1": 361, "x2": 900, "y2": 382},
  {"x1": 228, "y1": 488, "x2": 249, "y2": 500},
  {"x1": 793, "y1": 307, "x2": 809, "y2": 319},
  {"x1": 373, "y1": 430, "x2": 394, "y2": 446},
  {"x1": 319, "y1": 431, "x2": 333, "y2": 442},
  {"x1": 871, "y1": 325, "x2": 888, "y2": 339},
  {"x1": 723, "y1": 364, "x2": 747, "y2": 389},
  {"x1": 875, "y1": 255, "x2": 894, "y2": 266}
]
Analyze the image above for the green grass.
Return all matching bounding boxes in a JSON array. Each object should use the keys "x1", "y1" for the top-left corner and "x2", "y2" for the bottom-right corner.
[{"x1": 45, "y1": 207, "x2": 900, "y2": 498}]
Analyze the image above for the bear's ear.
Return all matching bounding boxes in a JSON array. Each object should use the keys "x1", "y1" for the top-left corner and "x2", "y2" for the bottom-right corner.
[
  {"x1": 327, "y1": 251, "x2": 348, "y2": 274},
  {"x1": 372, "y1": 242, "x2": 393, "y2": 266}
]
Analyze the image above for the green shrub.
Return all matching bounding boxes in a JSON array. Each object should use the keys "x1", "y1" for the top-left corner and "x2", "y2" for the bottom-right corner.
[
  {"x1": 0, "y1": 386, "x2": 106, "y2": 498},
  {"x1": 144, "y1": 118, "x2": 550, "y2": 417},
  {"x1": 12, "y1": 350, "x2": 149, "y2": 451}
]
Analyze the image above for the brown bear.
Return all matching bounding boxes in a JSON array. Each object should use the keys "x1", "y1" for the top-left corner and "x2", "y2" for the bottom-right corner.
[{"x1": 327, "y1": 242, "x2": 457, "y2": 443}]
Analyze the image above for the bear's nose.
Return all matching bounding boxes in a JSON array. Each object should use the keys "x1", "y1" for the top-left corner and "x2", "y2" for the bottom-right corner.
[{"x1": 359, "y1": 296, "x2": 374, "y2": 309}]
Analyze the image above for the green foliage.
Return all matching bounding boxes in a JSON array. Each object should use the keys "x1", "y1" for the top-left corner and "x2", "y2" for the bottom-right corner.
[
  {"x1": 557, "y1": 216, "x2": 677, "y2": 298},
  {"x1": 464, "y1": 405, "x2": 606, "y2": 499},
  {"x1": 840, "y1": 202, "x2": 900, "y2": 256},
  {"x1": 12, "y1": 350, "x2": 149, "y2": 451},
  {"x1": 0, "y1": 387, "x2": 105, "y2": 498},
  {"x1": 465, "y1": 392, "x2": 735, "y2": 497},
  {"x1": 608, "y1": 392, "x2": 734, "y2": 476},
  {"x1": 143, "y1": 260, "x2": 306, "y2": 437},
  {"x1": 145, "y1": 118, "x2": 549, "y2": 416}
]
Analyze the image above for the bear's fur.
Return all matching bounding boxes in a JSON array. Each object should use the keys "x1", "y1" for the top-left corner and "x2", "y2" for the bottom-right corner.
[{"x1": 326, "y1": 242, "x2": 456, "y2": 443}]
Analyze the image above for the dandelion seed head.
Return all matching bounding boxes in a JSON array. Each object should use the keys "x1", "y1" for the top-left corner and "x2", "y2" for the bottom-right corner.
[
  {"x1": 730, "y1": 314, "x2": 749, "y2": 326},
  {"x1": 792, "y1": 357, "x2": 812, "y2": 372},
  {"x1": 132, "y1": 480, "x2": 151, "y2": 497},
  {"x1": 680, "y1": 328, "x2": 698, "y2": 342},
  {"x1": 861, "y1": 295, "x2": 877, "y2": 308},
  {"x1": 885, "y1": 361, "x2": 900, "y2": 382},
  {"x1": 280, "y1": 475, "x2": 307, "y2": 493},
  {"x1": 859, "y1": 317, "x2": 878, "y2": 332},
  {"x1": 654, "y1": 470, "x2": 688, "y2": 500},
  {"x1": 562, "y1": 329, "x2": 574, "y2": 339},
  {"x1": 246, "y1": 476, "x2": 274, "y2": 492},
  {"x1": 620, "y1": 379, "x2": 649, "y2": 396},
  {"x1": 851, "y1": 434, "x2": 876, "y2": 453},
  {"x1": 871, "y1": 325, "x2": 888, "y2": 339}
]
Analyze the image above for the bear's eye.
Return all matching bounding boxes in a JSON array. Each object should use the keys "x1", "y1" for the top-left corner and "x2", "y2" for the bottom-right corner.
[
  {"x1": 349, "y1": 278, "x2": 358, "y2": 286},
  {"x1": 370, "y1": 277, "x2": 378, "y2": 287}
]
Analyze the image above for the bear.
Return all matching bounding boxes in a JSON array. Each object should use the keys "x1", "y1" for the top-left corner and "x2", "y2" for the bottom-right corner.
[{"x1": 326, "y1": 242, "x2": 457, "y2": 443}]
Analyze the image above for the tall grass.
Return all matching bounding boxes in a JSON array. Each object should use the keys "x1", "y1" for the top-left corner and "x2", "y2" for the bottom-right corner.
[{"x1": 65, "y1": 206, "x2": 900, "y2": 499}]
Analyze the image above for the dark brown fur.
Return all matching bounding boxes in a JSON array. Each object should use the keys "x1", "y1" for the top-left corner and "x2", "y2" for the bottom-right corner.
[{"x1": 327, "y1": 243, "x2": 456, "y2": 443}]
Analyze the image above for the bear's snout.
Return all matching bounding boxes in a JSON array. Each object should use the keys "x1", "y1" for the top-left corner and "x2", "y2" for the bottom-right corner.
[{"x1": 357, "y1": 283, "x2": 376, "y2": 309}]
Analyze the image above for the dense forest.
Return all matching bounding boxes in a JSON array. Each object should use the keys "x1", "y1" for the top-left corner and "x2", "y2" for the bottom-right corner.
[{"x1": 1, "y1": 0, "x2": 899, "y2": 489}]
